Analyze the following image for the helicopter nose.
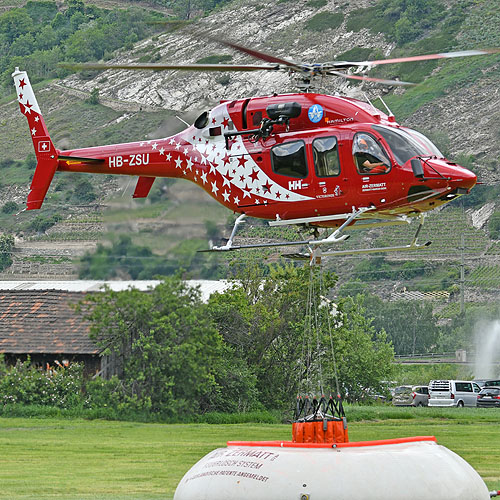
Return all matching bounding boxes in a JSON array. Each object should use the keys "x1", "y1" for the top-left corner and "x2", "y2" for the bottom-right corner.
[{"x1": 451, "y1": 165, "x2": 477, "y2": 192}]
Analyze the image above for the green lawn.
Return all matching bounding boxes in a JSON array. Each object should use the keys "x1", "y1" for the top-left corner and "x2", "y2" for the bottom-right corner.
[{"x1": 0, "y1": 411, "x2": 498, "y2": 499}]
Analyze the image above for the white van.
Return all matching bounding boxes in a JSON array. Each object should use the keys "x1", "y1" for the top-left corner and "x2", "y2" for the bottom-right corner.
[{"x1": 428, "y1": 380, "x2": 481, "y2": 407}]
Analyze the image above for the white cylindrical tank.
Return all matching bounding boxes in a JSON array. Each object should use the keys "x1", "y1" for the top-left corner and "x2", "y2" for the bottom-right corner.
[{"x1": 174, "y1": 436, "x2": 490, "y2": 500}]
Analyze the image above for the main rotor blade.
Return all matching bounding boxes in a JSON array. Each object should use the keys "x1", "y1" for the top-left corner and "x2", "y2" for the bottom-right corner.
[
  {"x1": 359, "y1": 48, "x2": 500, "y2": 67},
  {"x1": 59, "y1": 62, "x2": 280, "y2": 72},
  {"x1": 204, "y1": 34, "x2": 304, "y2": 72},
  {"x1": 326, "y1": 70, "x2": 414, "y2": 86}
]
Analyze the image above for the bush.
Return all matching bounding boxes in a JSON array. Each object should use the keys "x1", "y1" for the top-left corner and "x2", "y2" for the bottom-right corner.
[
  {"x1": 29, "y1": 214, "x2": 62, "y2": 233},
  {"x1": 72, "y1": 178, "x2": 97, "y2": 203},
  {"x1": 86, "y1": 87, "x2": 99, "y2": 105},
  {"x1": 307, "y1": 0, "x2": 327, "y2": 7},
  {"x1": 195, "y1": 54, "x2": 232, "y2": 64},
  {"x1": 2, "y1": 201, "x2": 18, "y2": 214},
  {"x1": 346, "y1": 0, "x2": 446, "y2": 44},
  {"x1": 305, "y1": 12, "x2": 343, "y2": 32},
  {"x1": 0, "y1": 358, "x2": 84, "y2": 409},
  {"x1": 0, "y1": 233, "x2": 14, "y2": 271}
]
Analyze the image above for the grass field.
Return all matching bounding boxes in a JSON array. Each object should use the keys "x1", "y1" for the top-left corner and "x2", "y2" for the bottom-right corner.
[{"x1": 0, "y1": 408, "x2": 499, "y2": 499}]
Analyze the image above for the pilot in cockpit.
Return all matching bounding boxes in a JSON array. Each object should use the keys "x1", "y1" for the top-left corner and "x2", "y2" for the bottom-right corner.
[{"x1": 353, "y1": 134, "x2": 390, "y2": 174}]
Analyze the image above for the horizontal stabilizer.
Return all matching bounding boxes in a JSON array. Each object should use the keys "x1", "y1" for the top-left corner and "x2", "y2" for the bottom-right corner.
[
  {"x1": 58, "y1": 155, "x2": 105, "y2": 164},
  {"x1": 133, "y1": 176, "x2": 156, "y2": 198}
]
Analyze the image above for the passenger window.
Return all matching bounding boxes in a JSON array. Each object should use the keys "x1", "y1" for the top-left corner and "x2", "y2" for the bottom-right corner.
[
  {"x1": 271, "y1": 141, "x2": 308, "y2": 179},
  {"x1": 353, "y1": 133, "x2": 390, "y2": 175},
  {"x1": 455, "y1": 382, "x2": 472, "y2": 392},
  {"x1": 313, "y1": 136, "x2": 340, "y2": 177}
]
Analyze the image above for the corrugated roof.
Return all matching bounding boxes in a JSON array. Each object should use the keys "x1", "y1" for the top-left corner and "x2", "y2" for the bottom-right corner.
[
  {"x1": 0, "y1": 280, "x2": 162, "y2": 292},
  {"x1": 0, "y1": 280, "x2": 232, "y2": 300}
]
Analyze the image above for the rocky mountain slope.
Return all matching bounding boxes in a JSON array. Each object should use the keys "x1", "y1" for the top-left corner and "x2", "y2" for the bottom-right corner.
[{"x1": 1, "y1": 0, "x2": 499, "y2": 295}]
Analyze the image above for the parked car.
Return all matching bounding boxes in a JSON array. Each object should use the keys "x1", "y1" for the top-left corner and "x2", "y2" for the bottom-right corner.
[
  {"x1": 476, "y1": 387, "x2": 500, "y2": 408},
  {"x1": 392, "y1": 385, "x2": 429, "y2": 407},
  {"x1": 428, "y1": 380, "x2": 481, "y2": 407},
  {"x1": 474, "y1": 379, "x2": 500, "y2": 388}
]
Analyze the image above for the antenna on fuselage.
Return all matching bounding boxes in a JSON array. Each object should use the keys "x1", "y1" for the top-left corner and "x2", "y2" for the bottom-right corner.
[
  {"x1": 373, "y1": 94, "x2": 396, "y2": 120},
  {"x1": 175, "y1": 115, "x2": 190, "y2": 127}
]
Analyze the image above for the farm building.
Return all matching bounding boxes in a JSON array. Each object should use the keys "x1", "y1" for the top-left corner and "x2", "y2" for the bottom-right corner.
[{"x1": 0, "y1": 280, "x2": 230, "y2": 377}]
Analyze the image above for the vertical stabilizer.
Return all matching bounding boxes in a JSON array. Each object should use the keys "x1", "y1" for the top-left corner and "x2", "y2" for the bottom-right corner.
[{"x1": 12, "y1": 68, "x2": 58, "y2": 210}]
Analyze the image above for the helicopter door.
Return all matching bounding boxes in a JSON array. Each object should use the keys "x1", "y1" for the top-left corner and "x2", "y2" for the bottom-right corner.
[
  {"x1": 352, "y1": 132, "x2": 391, "y2": 201},
  {"x1": 312, "y1": 136, "x2": 344, "y2": 200}
]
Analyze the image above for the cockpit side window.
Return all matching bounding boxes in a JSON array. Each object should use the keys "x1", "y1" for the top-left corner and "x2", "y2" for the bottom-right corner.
[
  {"x1": 313, "y1": 136, "x2": 340, "y2": 177},
  {"x1": 271, "y1": 140, "x2": 308, "y2": 178},
  {"x1": 353, "y1": 133, "x2": 390, "y2": 174}
]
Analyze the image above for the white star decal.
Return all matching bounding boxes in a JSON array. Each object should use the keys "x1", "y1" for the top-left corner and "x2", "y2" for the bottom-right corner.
[
  {"x1": 242, "y1": 189, "x2": 251, "y2": 199},
  {"x1": 183, "y1": 148, "x2": 189, "y2": 155},
  {"x1": 159, "y1": 147, "x2": 165, "y2": 155},
  {"x1": 175, "y1": 142, "x2": 181, "y2": 150},
  {"x1": 234, "y1": 196, "x2": 240, "y2": 205},
  {"x1": 209, "y1": 163, "x2": 216, "y2": 175},
  {"x1": 166, "y1": 153, "x2": 172, "y2": 161},
  {"x1": 222, "y1": 190, "x2": 230, "y2": 202},
  {"x1": 169, "y1": 138, "x2": 176, "y2": 145},
  {"x1": 175, "y1": 157, "x2": 183, "y2": 169},
  {"x1": 186, "y1": 158, "x2": 193, "y2": 171},
  {"x1": 152, "y1": 142, "x2": 158, "y2": 150},
  {"x1": 34, "y1": 116, "x2": 39, "y2": 122},
  {"x1": 211, "y1": 181, "x2": 219, "y2": 196},
  {"x1": 31, "y1": 127, "x2": 36, "y2": 136},
  {"x1": 201, "y1": 171, "x2": 207, "y2": 184}
]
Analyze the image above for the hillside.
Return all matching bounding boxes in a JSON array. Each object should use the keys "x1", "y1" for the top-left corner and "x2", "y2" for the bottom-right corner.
[{"x1": 0, "y1": 0, "x2": 499, "y2": 308}]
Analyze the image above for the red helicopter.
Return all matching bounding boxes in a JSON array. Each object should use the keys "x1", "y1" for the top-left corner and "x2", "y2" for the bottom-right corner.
[{"x1": 13, "y1": 40, "x2": 498, "y2": 258}]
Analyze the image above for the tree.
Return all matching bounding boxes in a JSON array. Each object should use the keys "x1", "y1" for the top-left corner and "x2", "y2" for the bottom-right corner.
[
  {"x1": 0, "y1": 234, "x2": 14, "y2": 271},
  {"x1": 0, "y1": 9, "x2": 33, "y2": 44},
  {"x1": 86, "y1": 88, "x2": 100, "y2": 105},
  {"x1": 79, "y1": 234, "x2": 179, "y2": 280},
  {"x1": 208, "y1": 262, "x2": 394, "y2": 406},
  {"x1": 363, "y1": 294, "x2": 439, "y2": 356},
  {"x1": 331, "y1": 296, "x2": 394, "y2": 401},
  {"x1": 80, "y1": 277, "x2": 224, "y2": 415}
]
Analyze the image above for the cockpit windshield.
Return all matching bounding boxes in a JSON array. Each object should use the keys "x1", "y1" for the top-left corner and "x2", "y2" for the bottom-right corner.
[{"x1": 372, "y1": 125, "x2": 443, "y2": 165}]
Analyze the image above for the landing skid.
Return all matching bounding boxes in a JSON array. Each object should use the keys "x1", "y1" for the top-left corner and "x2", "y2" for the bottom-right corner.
[{"x1": 199, "y1": 210, "x2": 431, "y2": 259}]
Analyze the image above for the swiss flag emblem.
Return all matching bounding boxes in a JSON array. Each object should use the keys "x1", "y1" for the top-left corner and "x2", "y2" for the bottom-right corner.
[{"x1": 38, "y1": 140, "x2": 51, "y2": 152}]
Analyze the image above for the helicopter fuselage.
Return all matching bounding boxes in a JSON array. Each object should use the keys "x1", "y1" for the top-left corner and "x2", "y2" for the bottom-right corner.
[{"x1": 16, "y1": 71, "x2": 476, "y2": 226}]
